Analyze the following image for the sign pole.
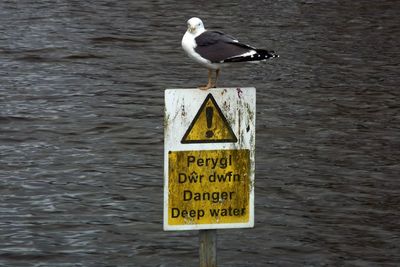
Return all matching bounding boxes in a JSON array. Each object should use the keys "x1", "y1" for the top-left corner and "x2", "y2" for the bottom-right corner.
[
  {"x1": 199, "y1": 229, "x2": 217, "y2": 267},
  {"x1": 164, "y1": 88, "x2": 256, "y2": 265}
]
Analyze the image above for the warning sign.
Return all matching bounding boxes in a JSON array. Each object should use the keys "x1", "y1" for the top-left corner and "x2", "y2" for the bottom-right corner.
[
  {"x1": 164, "y1": 88, "x2": 255, "y2": 231},
  {"x1": 168, "y1": 149, "x2": 250, "y2": 225},
  {"x1": 181, "y1": 94, "x2": 237, "y2": 143}
]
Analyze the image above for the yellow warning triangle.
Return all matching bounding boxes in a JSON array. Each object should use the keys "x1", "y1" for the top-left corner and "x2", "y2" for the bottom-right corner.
[{"x1": 181, "y1": 93, "x2": 237, "y2": 143}]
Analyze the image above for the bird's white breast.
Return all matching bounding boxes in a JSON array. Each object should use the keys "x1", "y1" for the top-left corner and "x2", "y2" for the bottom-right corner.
[{"x1": 181, "y1": 31, "x2": 220, "y2": 70}]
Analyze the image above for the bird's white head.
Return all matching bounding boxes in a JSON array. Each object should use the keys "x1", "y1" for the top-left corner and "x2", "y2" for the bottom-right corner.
[{"x1": 187, "y1": 17, "x2": 205, "y2": 35}]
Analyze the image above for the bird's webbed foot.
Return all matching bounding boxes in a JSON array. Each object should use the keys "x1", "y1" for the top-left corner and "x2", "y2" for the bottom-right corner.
[
  {"x1": 199, "y1": 82, "x2": 216, "y2": 90},
  {"x1": 199, "y1": 69, "x2": 217, "y2": 90}
]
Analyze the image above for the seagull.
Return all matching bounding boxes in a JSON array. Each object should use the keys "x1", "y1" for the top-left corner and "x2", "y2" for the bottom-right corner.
[{"x1": 181, "y1": 17, "x2": 278, "y2": 90}]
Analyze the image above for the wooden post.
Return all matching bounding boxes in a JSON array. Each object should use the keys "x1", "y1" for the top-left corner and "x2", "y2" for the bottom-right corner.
[{"x1": 199, "y1": 229, "x2": 217, "y2": 267}]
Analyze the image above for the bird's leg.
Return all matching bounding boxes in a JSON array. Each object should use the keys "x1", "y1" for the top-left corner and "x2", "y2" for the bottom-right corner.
[
  {"x1": 199, "y1": 69, "x2": 214, "y2": 90},
  {"x1": 214, "y1": 69, "x2": 220, "y2": 88}
]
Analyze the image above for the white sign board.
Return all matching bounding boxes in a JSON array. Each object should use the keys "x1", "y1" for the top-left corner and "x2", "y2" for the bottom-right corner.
[{"x1": 164, "y1": 88, "x2": 255, "y2": 231}]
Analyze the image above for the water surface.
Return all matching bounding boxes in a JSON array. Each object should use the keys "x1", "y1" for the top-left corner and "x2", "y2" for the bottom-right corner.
[{"x1": 0, "y1": 1, "x2": 399, "y2": 266}]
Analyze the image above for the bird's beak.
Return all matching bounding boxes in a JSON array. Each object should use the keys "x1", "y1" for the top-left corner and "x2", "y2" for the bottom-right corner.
[{"x1": 188, "y1": 26, "x2": 196, "y2": 33}]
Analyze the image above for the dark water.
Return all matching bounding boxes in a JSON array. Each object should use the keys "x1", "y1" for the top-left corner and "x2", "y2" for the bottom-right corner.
[{"x1": 1, "y1": 1, "x2": 399, "y2": 266}]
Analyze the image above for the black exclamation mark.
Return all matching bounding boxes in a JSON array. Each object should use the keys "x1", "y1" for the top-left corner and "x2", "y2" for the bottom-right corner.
[{"x1": 205, "y1": 107, "x2": 214, "y2": 138}]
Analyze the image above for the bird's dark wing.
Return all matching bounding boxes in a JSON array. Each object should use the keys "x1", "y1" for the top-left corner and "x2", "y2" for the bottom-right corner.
[{"x1": 194, "y1": 31, "x2": 255, "y2": 63}]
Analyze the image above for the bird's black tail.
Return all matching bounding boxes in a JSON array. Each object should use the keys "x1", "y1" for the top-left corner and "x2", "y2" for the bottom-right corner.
[
  {"x1": 256, "y1": 49, "x2": 279, "y2": 60},
  {"x1": 223, "y1": 49, "x2": 279, "y2": 63}
]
